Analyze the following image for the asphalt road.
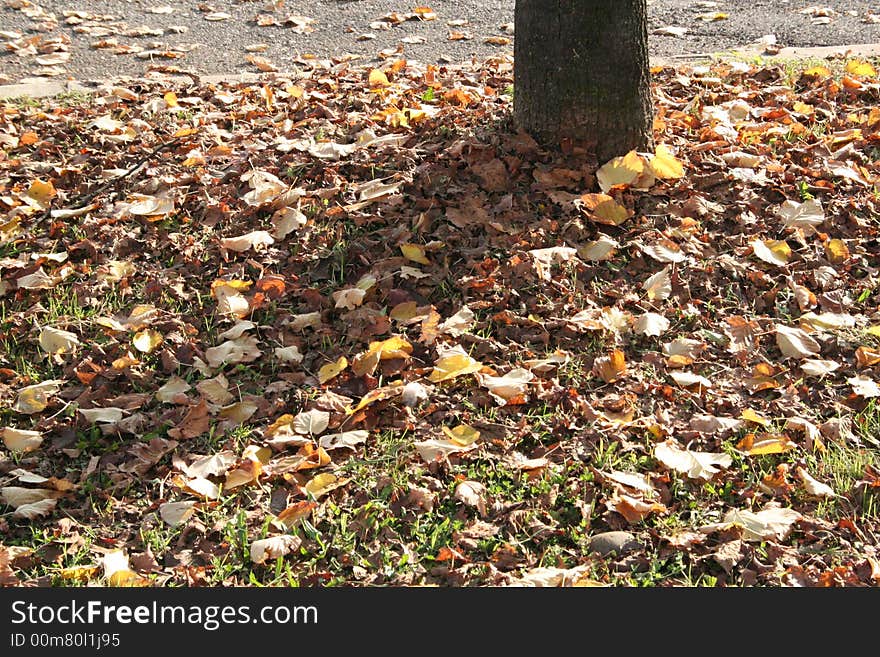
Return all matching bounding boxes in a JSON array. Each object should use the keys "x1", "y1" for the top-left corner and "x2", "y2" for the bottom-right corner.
[{"x1": 0, "y1": 1, "x2": 879, "y2": 84}]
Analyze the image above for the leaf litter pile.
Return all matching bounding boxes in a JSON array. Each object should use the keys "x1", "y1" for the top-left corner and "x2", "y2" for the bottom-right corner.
[{"x1": 3, "y1": 54, "x2": 880, "y2": 587}]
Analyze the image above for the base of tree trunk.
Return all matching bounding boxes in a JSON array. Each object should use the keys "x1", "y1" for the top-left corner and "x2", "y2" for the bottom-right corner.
[{"x1": 514, "y1": 0, "x2": 654, "y2": 162}]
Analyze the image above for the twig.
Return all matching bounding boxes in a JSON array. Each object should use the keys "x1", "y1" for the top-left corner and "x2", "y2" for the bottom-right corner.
[{"x1": 46, "y1": 135, "x2": 184, "y2": 218}]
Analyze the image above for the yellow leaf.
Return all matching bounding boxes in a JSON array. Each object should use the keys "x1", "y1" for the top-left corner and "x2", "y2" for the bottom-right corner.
[
  {"x1": 736, "y1": 433, "x2": 797, "y2": 455},
  {"x1": 352, "y1": 336, "x2": 413, "y2": 377},
  {"x1": 304, "y1": 473, "x2": 348, "y2": 499},
  {"x1": 401, "y1": 243, "x2": 431, "y2": 265},
  {"x1": 650, "y1": 144, "x2": 684, "y2": 179},
  {"x1": 803, "y1": 65, "x2": 831, "y2": 78},
  {"x1": 27, "y1": 179, "x2": 56, "y2": 207},
  {"x1": 58, "y1": 565, "x2": 101, "y2": 583},
  {"x1": 740, "y1": 408, "x2": 771, "y2": 427},
  {"x1": 164, "y1": 91, "x2": 179, "y2": 107},
  {"x1": 390, "y1": 301, "x2": 419, "y2": 322},
  {"x1": 132, "y1": 329, "x2": 163, "y2": 353},
  {"x1": 866, "y1": 325, "x2": 880, "y2": 338},
  {"x1": 824, "y1": 239, "x2": 849, "y2": 264},
  {"x1": 751, "y1": 239, "x2": 791, "y2": 266},
  {"x1": 318, "y1": 356, "x2": 348, "y2": 384},
  {"x1": 596, "y1": 150, "x2": 644, "y2": 193},
  {"x1": 577, "y1": 193, "x2": 630, "y2": 226},
  {"x1": 845, "y1": 59, "x2": 877, "y2": 78},
  {"x1": 428, "y1": 351, "x2": 483, "y2": 383},
  {"x1": 369, "y1": 68, "x2": 390, "y2": 87},
  {"x1": 441, "y1": 424, "x2": 480, "y2": 446}
]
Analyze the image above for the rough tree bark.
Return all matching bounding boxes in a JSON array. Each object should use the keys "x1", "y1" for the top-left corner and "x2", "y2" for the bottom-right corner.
[{"x1": 514, "y1": 0, "x2": 654, "y2": 162}]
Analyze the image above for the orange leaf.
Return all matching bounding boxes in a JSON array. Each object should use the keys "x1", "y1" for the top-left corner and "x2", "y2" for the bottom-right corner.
[
  {"x1": 594, "y1": 350, "x2": 627, "y2": 383},
  {"x1": 856, "y1": 346, "x2": 880, "y2": 368}
]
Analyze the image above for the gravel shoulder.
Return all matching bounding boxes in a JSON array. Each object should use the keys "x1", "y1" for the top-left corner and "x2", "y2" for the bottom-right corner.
[{"x1": 0, "y1": 0, "x2": 879, "y2": 85}]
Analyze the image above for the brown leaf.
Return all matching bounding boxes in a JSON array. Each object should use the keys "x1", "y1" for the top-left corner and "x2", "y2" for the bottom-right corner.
[{"x1": 167, "y1": 399, "x2": 211, "y2": 440}]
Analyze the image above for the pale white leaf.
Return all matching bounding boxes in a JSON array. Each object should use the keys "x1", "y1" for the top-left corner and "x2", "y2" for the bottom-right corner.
[
  {"x1": 220, "y1": 230, "x2": 275, "y2": 253},
  {"x1": 800, "y1": 359, "x2": 840, "y2": 378},
  {"x1": 668, "y1": 371, "x2": 712, "y2": 388},
  {"x1": 332, "y1": 287, "x2": 365, "y2": 310},
  {"x1": 274, "y1": 345, "x2": 303, "y2": 364},
  {"x1": 778, "y1": 198, "x2": 825, "y2": 230},
  {"x1": 414, "y1": 438, "x2": 476, "y2": 462},
  {"x1": 2, "y1": 427, "x2": 43, "y2": 453},
  {"x1": 454, "y1": 480, "x2": 488, "y2": 516},
  {"x1": 185, "y1": 451, "x2": 237, "y2": 478},
  {"x1": 848, "y1": 375, "x2": 880, "y2": 398},
  {"x1": 476, "y1": 368, "x2": 534, "y2": 404},
  {"x1": 579, "y1": 234, "x2": 618, "y2": 261},
  {"x1": 12, "y1": 498, "x2": 57, "y2": 519},
  {"x1": 159, "y1": 501, "x2": 197, "y2": 527},
  {"x1": 318, "y1": 430, "x2": 369, "y2": 451},
  {"x1": 643, "y1": 266, "x2": 672, "y2": 301},
  {"x1": 38, "y1": 327, "x2": 79, "y2": 355},
  {"x1": 1, "y1": 486, "x2": 57, "y2": 508},
  {"x1": 796, "y1": 467, "x2": 838, "y2": 498},
  {"x1": 78, "y1": 407, "x2": 125, "y2": 424},
  {"x1": 204, "y1": 336, "x2": 262, "y2": 368},
  {"x1": 156, "y1": 376, "x2": 191, "y2": 403},
  {"x1": 438, "y1": 306, "x2": 475, "y2": 336},
  {"x1": 775, "y1": 324, "x2": 820, "y2": 359},
  {"x1": 654, "y1": 439, "x2": 732, "y2": 480},
  {"x1": 292, "y1": 409, "x2": 329, "y2": 436},
  {"x1": 250, "y1": 535, "x2": 302, "y2": 564},
  {"x1": 16, "y1": 267, "x2": 56, "y2": 290},
  {"x1": 720, "y1": 506, "x2": 801, "y2": 542},
  {"x1": 634, "y1": 312, "x2": 670, "y2": 337}
]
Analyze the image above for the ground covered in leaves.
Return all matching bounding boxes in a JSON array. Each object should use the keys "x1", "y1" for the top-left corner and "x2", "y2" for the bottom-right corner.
[{"x1": 2, "y1": 54, "x2": 880, "y2": 587}]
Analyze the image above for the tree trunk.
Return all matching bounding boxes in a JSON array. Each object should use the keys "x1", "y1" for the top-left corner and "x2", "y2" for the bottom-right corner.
[{"x1": 514, "y1": 0, "x2": 653, "y2": 162}]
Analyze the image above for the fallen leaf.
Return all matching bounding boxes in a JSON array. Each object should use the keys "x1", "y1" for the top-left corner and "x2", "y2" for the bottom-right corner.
[
  {"x1": 848, "y1": 375, "x2": 880, "y2": 398},
  {"x1": 292, "y1": 409, "x2": 330, "y2": 435},
  {"x1": 643, "y1": 266, "x2": 672, "y2": 301},
  {"x1": 654, "y1": 440, "x2": 732, "y2": 480},
  {"x1": 795, "y1": 467, "x2": 837, "y2": 498},
  {"x1": 132, "y1": 329, "x2": 163, "y2": 353},
  {"x1": 318, "y1": 356, "x2": 348, "y2": 384},
  {"x1": 440, "y1": 424, "x2": 480, "y2": 446},
  {"x1": 476, "y1": 367, "x2": 534, "y2": 403},
  {"x1": 159, "y1": 501, "x2": 197, "y2": 527},
  {"x1": 650, "y1": 144, "x2": 684, "y2": 179},
  {"x1": 775, "y1": 324, "x2": 820, "y2": 359},
  {"x1": 454, "y1": 480, "x2": 488, "y2": 516},
  {"x1": 607, "y1": 493, "x2": 667, "y2": 523},
  {"x1": 736, "y1": 433, "x2": 797, "y2": 455},
  {"x1": 319, "y1": 430, "x2": 369, "y2": 451},
  {"x1": 594, "y1": 349, "x2": 627, "y2": 383},
  {"x1": 2, "y1": 427, "x2": 43, "y2": 453},
  {"x1": 429, "y1": 348, "x2": 483, "y2": 383},
  {"x1": 38, "y1": 327, "x2": 79, "y2": 355},
  {"x1": 220, "y1": 230, "x2": 275, "y2": 253},
  {"x1": 718, "y1": 506, "x2": 801, "y2": 542},
  {"x1": 597, "y1": 150, "x2": 644, "y2": 192},
  {"x1": 14, "y1": 380, "x2": 65, "y2": 414},
  {"x1": 751, "y1": 239, "x2": 791, "y2": 266},
  {"x1": 634, "y1": 312, "x2": 670, "y2": 337},
  {"x1": 250, "y1": 535, "x2": 302, "y2": 564}
]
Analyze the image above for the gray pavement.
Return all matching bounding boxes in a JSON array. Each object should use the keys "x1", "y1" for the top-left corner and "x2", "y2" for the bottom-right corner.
[{"x1": 0, "y1": 1, "x2": 878, "y2": 86}]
